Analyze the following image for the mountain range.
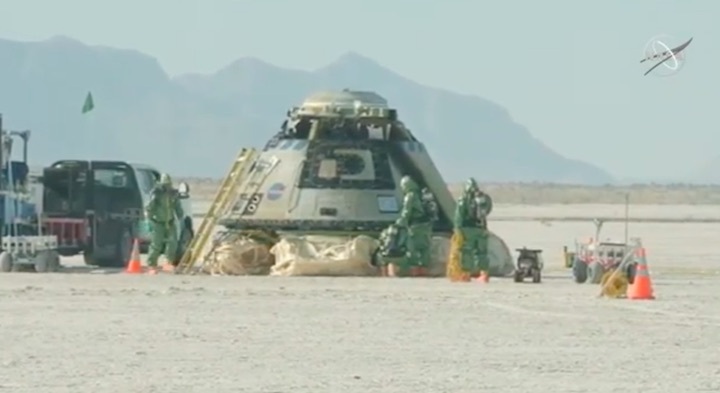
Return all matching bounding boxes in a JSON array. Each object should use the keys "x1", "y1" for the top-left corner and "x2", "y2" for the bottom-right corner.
[{"x1": 0, "y1": 35, "x2": 661, "y2": 183}]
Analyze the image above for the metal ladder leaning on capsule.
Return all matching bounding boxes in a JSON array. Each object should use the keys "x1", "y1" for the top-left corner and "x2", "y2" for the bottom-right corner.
[{"x1": 175, "y1": 148, "x2": 259, "y2": 274}]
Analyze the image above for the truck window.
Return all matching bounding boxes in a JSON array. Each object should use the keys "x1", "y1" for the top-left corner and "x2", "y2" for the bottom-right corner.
[
  {"x1": 90, "y1": 166, "x2": 143, "y2": 215},
  {"x1": 136, "y1": 169, "x2": 158, "y2": 194},
  {"x1": 93, "y1": 169, "x2": 130, "y2": 188}
]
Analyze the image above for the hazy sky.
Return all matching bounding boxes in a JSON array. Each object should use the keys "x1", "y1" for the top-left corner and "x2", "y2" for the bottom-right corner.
[{"x1": 0, "y1": 0, "x2": 714, "y2": 179}]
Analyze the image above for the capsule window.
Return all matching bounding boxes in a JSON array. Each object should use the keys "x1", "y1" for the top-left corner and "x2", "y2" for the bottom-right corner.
[{"x1": 318, "y1": 159, "x2": 337, "y2": 179}]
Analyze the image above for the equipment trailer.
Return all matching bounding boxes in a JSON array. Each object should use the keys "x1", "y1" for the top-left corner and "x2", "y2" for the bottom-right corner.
[
  {"x1": 564, "y1": 219, "x2": 638, "y2": 284},
  {"x1": 0, "y1": 115, "x2": 60, "y2": 273}
]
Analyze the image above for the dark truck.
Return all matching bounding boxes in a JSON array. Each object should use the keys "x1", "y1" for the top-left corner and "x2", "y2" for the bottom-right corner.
[{"x1": 41, "y1": 160, "x2": 194, "y2": 268}]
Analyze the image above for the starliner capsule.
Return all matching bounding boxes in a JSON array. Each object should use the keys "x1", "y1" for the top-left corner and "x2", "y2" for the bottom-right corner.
[{"x1": 217, "y1": 89, "x2": 514, "y2": 276}]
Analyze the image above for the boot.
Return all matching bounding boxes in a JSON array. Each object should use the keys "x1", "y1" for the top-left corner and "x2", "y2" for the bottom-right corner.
[
  {"x1": 388, "y1": 264, "x2": 398, "y2": 277},
  {"x1": 379, "y1": 266, "x2": 389, "y2": 277},
  {"x1": 456, "y1": 265, "x2": 472, "y2": 282},
  {"x1": 410, "y1": 266, "x2": 426, "y2": 277},
  {"x1": 416, "y1": 266, "x2": 427, "y2": 277},
  {"x1": 476, "y1": 271, "x2": 489, "y2": 283}
]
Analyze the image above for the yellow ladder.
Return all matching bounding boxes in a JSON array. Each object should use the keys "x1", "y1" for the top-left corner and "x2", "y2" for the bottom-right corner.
[
  {"x1": 176, "y1": 148, "x2": 258, "y2": 274},
  {"x1": 195, "y1": 154, "x2": 281, "y2": 272}
]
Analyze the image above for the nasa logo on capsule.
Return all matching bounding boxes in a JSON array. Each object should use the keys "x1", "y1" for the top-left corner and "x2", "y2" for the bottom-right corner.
[
  {"x1": 266, "y1": 183, "x2": 286, "y2": 201},
  {"x1": 641, "y1": 34, "x2": 693, "y2": 77}
]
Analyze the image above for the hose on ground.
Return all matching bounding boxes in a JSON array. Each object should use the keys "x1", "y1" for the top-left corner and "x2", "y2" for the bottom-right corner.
[
  {"x1": 600, "y1": 269, "x2": 628, "y2": 298},
  {"x1": 446, "y1": 231, "x2": 465, "y2": 281}
]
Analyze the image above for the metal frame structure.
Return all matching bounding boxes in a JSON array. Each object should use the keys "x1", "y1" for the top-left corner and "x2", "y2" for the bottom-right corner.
[{"x1": 0, "y1": 114, "x2": 60, "y2": 273}]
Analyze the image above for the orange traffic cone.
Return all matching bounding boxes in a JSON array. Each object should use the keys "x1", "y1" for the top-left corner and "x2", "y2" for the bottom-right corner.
[
  {"x1": 627, "y1": 247, "x2": 655, "y2": 300},
  {"x1": 125, "y1": 239, "x2": 142, "y2": 274}
]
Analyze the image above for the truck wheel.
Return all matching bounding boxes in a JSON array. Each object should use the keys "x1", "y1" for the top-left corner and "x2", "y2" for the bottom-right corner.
[
  {"x1": 85, "y1": 229, "x2": 132, "y2": 269},
  {"x1": 0, "y1": 252, "x2": 13, "y2": 273},
  {"x1": 531, "y1": 268, "x2": 541, "y2": 283},
  {"x1": 625, "y1": 262, "x2": 637, "y2": 284},
  {"x1": 572, "y1": 258, "x2": 588, "y2": 283},
  {"x1": 118, "y1": 229, "x2": 133, "y2": 267},
  {"x1": 88, "y1": 255, "x2": 113, "y2": 268},
  {"x1": 105, "y1": 229, "x2": 133, "y2": 268},
  {"x1": 513, "y1": 270, "x2": 523, "y2": 282},
  {"x1": 83, "y1": 252, "x2": 96, "y2": 267},
  {"x1": 172, "y1": 224, "x2": 194, "y2": 266},
  {"x1": 86, "y1": 255, "x2": 120, "y2": 269},
  {"x1": 588, "y1": 262, "x2": 605, "y2": 284}
]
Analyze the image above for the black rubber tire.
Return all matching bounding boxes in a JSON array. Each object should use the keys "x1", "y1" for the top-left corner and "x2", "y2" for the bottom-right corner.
[
  {"x1": 572, "y1": 258, "x2": 588, "y2": 283},
  {"x1": 172, "y1": 224, "x2": 194, "y2": 267},
  {"x1": 83, "y1": 252, "x2": 96, "y2": 267},
  {"x1": 588, "y1": 262, "x2": 605, "y2": 284},
  {"x1": 513, "y1": 270, "x2": 523, "y2": 282},
  {"x1": 88, "y1": 229, "x2": 132, "y2": 268},
  {"x1": 531, "y1": 268, "x2": 541, "y2": 283},
  {"x1": 625, "y1": 262, "x2": 637, "y2": 284},
  {"x1": 118, "y1": 229, "x2": 132, "y2": 267},
  {"x1": 84, "y1": 253, "x2": 106, "y2": 267}
]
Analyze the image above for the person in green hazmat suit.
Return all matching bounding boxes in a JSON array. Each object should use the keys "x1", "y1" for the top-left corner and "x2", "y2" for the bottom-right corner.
[
  {"x1": 394, "y1": 175, "x2": 434, "y2": 277},
  {"x1": 453, "y1": 177, "x2": 492, "y2": 281},
  {"x1": 145, "y1": 173, "x2": 184, "y2": 270},
  {"x1": 375, "y1": 223, "x2": 407, "y2": 277}
]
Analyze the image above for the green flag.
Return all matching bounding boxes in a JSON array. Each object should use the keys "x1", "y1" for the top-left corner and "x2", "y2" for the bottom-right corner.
[{"x1": 81, "y1": 92, "x2": 94, "y2": 114}]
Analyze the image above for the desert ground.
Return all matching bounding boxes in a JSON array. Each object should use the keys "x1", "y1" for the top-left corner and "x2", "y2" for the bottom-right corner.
[{"x1": 1, "y1": 204, "x2": 719, "y2": 392}]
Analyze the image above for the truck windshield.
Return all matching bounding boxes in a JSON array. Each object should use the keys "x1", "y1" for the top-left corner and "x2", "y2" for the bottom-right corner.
[{"x1": 135, "y1": 169, "x2": 158, "y2": 194}]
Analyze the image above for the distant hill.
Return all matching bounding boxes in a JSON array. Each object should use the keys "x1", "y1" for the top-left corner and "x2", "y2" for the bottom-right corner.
[{"x1": 0, "y1": 36, "x2": 614, "y2": 183}]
